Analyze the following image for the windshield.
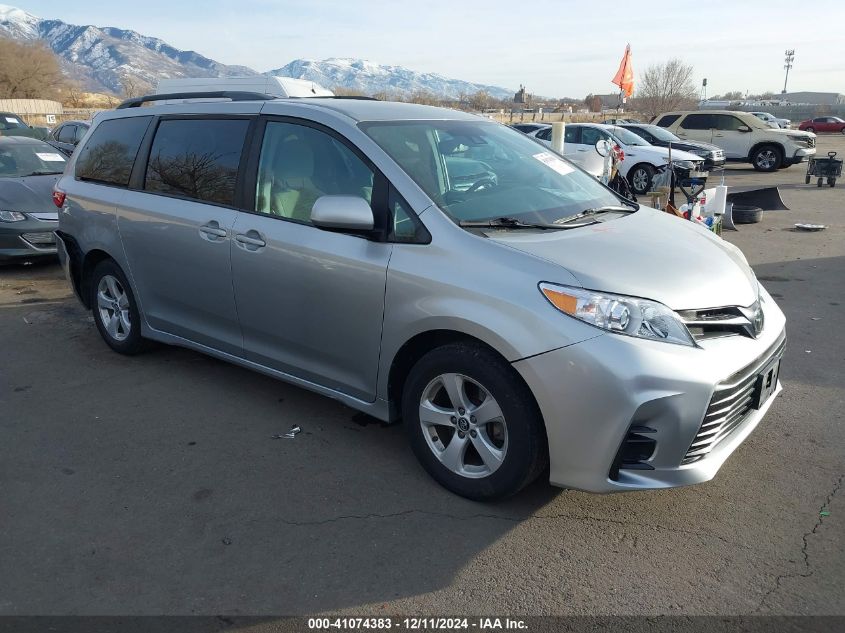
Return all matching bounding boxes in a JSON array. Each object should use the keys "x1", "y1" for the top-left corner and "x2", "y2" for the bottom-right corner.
[
  {"x1": 0, "y1": 115, "x2": 28, "y2": 131},
  {"x1": 0, "y1": 142, "x2": 67, "y2": 177},
  {"x1": 607, "y1": 126, "x2": 650, "y2": 146},
  {"x1": 361, "y1": 120, "x2": 623, "y2": 225},
  {"x1": 638, "y1": 125, "x2": 680, "y2": 143}
]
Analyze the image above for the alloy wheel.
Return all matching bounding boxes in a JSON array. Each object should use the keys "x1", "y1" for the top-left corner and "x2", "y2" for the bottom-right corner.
[
  {"x1": 755, "y1": 150, "x2": 778, "y2": 170},
  {"x1": 96, "y1": 275, "x2": 131, "y2": 342},
  {"x1": 631, "y1": 168, "x2": 650, "y2": 193},
  {"x1": 418, "y1": 373, "x2": 508, "y2": 478}
]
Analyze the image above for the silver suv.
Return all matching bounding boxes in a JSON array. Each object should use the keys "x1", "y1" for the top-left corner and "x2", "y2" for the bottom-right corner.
[{"x1": 54, "y1": 93, "x2": 786, "y2": 499}]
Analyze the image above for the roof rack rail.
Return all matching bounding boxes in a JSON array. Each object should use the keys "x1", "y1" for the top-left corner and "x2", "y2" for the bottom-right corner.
[
  {"x1": 290, "y1": 95, "x2": 379, "y2": 101},
  {"x1": 117, "y1": 91, "x2": 276, "y2": 109}
]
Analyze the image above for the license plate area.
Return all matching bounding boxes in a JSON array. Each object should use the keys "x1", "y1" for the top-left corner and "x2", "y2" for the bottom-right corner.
[{"x1": 753, "y1": 356, "x2": 781, "y2": 409}]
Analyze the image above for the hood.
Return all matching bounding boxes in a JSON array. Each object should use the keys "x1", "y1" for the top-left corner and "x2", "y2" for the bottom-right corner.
[
  {"x1": 769, "y1": 128, "x2": 813, "y2": 139},
  {"x1": 487, "y1": 207, "x2": 758, "y2": 310},
  {"x1": 0, "y1": 174, "x2": 61, "y2": 213},
  {"x1": 624, "y1": 144, "x2": 703, "y2": 163}
]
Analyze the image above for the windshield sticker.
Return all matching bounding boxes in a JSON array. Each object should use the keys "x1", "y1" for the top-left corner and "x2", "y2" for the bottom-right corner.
[
  {"x1": 36, "y1": 152, "x2": 66, "y2": 162},
  {"x1": 5, "y1": 117, "x2": 18, "y2": 123},
  {"x1": 533, "y1": 152, "x2": 574, "y2": 176}
]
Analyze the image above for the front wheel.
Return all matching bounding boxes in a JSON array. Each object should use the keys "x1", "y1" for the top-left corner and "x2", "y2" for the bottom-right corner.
[
  {"x1": 402, "y1": 343, "x2": 547, "y2": 500},
  {"x1": 628, "y1": 163, "x2": 655, "y2": 195},
  {"x1": 751, "y1": 145, "x2": 783, "y2": 172},
  {"x1": 805, "y1": 127, "x2": 815, "y2": 134},
  {"x1": 90, "y1": 259, "x2": 146, "y2": 355}
]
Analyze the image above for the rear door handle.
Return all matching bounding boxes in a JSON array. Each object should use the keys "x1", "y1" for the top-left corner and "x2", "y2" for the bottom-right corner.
[
  {"x1": 199, "y1": 221, "x2": 228, "y2": 240},
  {"x1": 235, "y1": 232, "x2": 266, "y2": 249}
]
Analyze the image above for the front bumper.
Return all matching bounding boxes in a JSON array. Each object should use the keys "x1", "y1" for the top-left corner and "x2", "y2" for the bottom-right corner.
[
  {"x1": 0, "y1": 220, "x2": 58, "y2": 262},
  {"x1": 786, "y1": 147, "x2": 816, "y2": 165},
  {"x1": 514, "y1": 292, "x2": 786, "y2": 493}
]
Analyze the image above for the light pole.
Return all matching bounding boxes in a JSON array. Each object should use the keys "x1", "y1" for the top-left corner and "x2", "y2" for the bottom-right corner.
[{"x1": 782, "y1": 49, "x2": 795, "y2": 95}]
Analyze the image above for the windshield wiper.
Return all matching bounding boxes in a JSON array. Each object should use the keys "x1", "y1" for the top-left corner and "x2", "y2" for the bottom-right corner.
[
  {"x1": 559, "y1": 204, "x2": 637, "y2": 224},
  {"x1": 22, "y1": 171, "x2": 63, "y2": 177},
  {"x1": 459, "y1": 217, "x2": 575, "y2": 230}
]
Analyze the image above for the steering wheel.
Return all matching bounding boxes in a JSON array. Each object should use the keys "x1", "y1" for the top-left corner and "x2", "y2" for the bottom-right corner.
[{"x1": 466, "y1": 177, "x2": 497, "y2": 193}]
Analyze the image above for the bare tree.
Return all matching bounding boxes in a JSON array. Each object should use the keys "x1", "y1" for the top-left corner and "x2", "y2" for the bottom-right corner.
[
  {"x1": 406, "y1": 89, "x2": 441, "y2": 106},
  {"x1": 0, "y1": 39, "x2": 67, "y2": 99},
  {"x1": 332, "y1": 86, "x2": 366, "y2": 96},
  {"x1": 584, "y1": 94, "x2": 602, "y2": 112},
  {"x1": 633, "y1": 58, "x2": 698, "y2": 119},
  {"x1": 62, "y1": 81, "x2": 87, "y2": 108},
  {"x1": 119, "y1": 74, "x2": 153, "y2": 99}
]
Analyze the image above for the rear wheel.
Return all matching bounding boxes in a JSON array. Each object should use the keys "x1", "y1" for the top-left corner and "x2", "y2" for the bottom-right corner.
[
  {"x1": 402, "y1": 343, "x2": 547, "y2": 500},
  {"x1": 751, "y1": 145, "x2": 782, "y2": 172},
  {"x1": 90, "y1": 260, "x2": 146, "y2": 355},
  {"x1": 628, "y1": 163, "x2": 655, "y2": 195}
]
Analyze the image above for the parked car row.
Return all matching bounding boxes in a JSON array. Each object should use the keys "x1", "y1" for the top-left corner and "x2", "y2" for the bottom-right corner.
[{"x1": 516, "y1": 122, "x2": 709, "y2": 195}]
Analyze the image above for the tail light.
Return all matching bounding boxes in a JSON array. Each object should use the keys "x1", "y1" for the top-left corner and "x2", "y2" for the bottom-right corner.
[{"x1": 52, "y1": 187, "x2": 66, "y2": 208}]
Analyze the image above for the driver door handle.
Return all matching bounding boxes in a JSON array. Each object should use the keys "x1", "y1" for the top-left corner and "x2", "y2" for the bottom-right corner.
[{"x1": 199, "y1": 221, "x2": 228, "y2": 239}]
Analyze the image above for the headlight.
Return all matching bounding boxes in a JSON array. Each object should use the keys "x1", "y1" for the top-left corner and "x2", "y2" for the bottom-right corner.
[
  {"x1": 0, "y1": 210, "x2": 27, "y2": 222},
  {"x1": 689, "y1": 149, "x2": 709, "y2": 158},
  {"x1": 539, "y1": 283, "x2": 696, "y2": 347}
]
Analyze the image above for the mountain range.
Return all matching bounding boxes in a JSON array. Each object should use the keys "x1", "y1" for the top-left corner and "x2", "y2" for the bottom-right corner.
[{"x1": 0, "y1": 4, "x2": 513, "y2": 99}]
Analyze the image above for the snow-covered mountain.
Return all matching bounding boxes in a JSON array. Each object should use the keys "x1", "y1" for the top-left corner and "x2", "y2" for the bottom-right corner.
[
  {"x1": 0, "y1": 4, "x2": 257, "y2": 93},
  {"x1": 269, "y1": 58, "x2": 512, "y2": 100},
  {"x1": 0, "y1": 5, "x2": 513, "y2": 100}
]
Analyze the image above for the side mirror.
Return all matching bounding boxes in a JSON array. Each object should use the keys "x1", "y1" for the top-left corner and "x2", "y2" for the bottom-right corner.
[
  {"x1": 311, "y1": 195, "x2": 374, "y2": 232},
  {"x1": 737, "y1": 125, "x2": 752, "y2": 133},
  {"x1": 595, "y1": 139, "x2": 612, "y2": 157}
]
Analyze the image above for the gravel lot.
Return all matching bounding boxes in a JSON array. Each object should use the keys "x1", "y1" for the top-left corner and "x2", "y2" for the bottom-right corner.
[{"x1": 1, "y1": 135, "x2": 843, "y2": 617}]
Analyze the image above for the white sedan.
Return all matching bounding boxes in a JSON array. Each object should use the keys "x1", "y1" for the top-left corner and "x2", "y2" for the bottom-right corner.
[{"x1": 529, "y1": 123, "x2": 705, "y2": 195}]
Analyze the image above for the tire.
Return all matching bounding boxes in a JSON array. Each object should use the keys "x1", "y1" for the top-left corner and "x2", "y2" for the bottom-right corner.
[
  {"x1": 805, "y1": 127, "x2": 815, "y2": 134},
  {"x1": 805, "y1": 174, "x2": 811, "y2": 184},
  {"x1": 402, "y1": 342, "x2": 548, "y2": 501},
  {"x1": 751, "y1": 145, "x2": 783, "y2": 172},
  {"x1": 732, "y1": 205, "x2": 763, "y2": 224},
  {"x1": 628, "y1": 163, "x2": 655, "y2": 195},
  {"x1": 829, "y1": 178, "x2": 836, "y2": 188},
  {"x1": 817, "y1": 178, "x2": 824, "y2": 188},
  {"x1": 89, "y1": 259, "x2": 146, "y2": 355}
]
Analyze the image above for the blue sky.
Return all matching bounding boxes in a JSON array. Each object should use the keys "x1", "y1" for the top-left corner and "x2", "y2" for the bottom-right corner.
[{"x1": 17, "y1": 0, "x2": 845, "y2": 98}]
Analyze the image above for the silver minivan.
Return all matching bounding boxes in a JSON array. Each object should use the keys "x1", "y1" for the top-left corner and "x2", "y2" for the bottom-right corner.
[{"x1": 55, "y1": 94, "x2": 786, "y2": 500}]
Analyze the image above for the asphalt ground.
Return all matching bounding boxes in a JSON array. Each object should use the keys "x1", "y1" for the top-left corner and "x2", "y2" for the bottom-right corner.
[{"x1": 0, "y1": 135, "x2": 843, "y2": 618}]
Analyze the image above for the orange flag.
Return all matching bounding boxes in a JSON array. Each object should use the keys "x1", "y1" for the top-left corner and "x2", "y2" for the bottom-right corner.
[{"x1": 611, "y1": 44, "x2": 634, "y2": 98}]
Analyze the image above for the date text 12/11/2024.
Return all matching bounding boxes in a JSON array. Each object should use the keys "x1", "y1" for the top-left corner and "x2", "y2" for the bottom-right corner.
[{"x1": 307, "y1": 617, "x2": 528, "y2": 630}]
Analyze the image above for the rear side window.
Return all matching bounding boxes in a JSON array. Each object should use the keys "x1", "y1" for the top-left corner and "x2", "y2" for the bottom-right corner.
[
  {"x1": 535, "y1": 128, "x2": 551, "y2": 141},
  {"x1": 680, "y1": 114, "x2": 714, "y2": 130},
  {"x1": 144, "y1": 118, "x2": 250, "y2": 206},
  {"x1": 57, "y1": 125, "x2": 76, "y2": 144},
  {"x1": 654, "y1": 114, "x2": 681, "y2": 127},
  {"x1": 75, "y1": 116, "x2": 151, "y2": 186},
  {"x1": 712, "y1": 115, "x2": 746, "y2": 131},
  {"x1": 564, "y1": 126, "x2": 579, "y2": 143}
]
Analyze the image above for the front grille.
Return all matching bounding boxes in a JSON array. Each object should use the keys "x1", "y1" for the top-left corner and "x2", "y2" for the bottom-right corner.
[
  {"x1": 807, "y1": 137, "x2": 816, "y2": 148},
  {"x1": 678, "y1": 304, "x2": 758, "y2": 341},
  {"x1": 682, "y1": 335, "x2": 786, "y2": 464}
]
